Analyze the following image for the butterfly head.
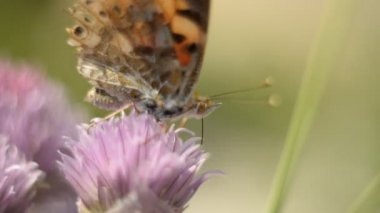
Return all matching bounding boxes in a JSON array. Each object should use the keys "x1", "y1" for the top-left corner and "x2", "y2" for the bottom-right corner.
[{"x1": 137, "y1": 94, "x2": 221, "y2": 121}]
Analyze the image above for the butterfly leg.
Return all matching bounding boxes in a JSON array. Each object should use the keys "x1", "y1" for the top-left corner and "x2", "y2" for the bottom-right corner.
[{"x1": 103, "y1": 103, "x2": 132, "y2": 121}]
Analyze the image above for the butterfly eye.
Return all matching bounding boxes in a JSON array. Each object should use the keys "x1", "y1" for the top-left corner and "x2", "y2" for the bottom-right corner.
[
  {"x1": 163, "y1": 109, "x2": 176, "y2": 116},
  {"x1": 146, "y1": 102, "x2": 157, "y2": 112},
  {"x1": 163, "y1": 106, "x2": 183, "y2": 116},
  {"x1": 140, "y1": 99, "x2": 157, "y2": 113}
]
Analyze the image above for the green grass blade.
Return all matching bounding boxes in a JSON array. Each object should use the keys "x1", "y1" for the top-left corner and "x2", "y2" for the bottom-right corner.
[
  {"x1": 347, "y1": 173, "x2": 380, "y2": 213},
  {"x1": 265, "y1": 0, "x2": 359, "y2": 212}
]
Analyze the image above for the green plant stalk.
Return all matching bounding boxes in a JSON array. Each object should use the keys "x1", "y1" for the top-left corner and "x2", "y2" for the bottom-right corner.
[
  {"x1": 265, "y1": 0, "x2": 358, "y2": 212},
  {"x1": 347, "y1": 173, "x2": 380, "y2": 213}
]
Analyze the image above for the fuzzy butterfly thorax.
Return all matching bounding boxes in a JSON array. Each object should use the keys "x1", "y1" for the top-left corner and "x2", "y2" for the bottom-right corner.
[{"x1": 67, "y1": 0, "x2": 220, "y2": 121}]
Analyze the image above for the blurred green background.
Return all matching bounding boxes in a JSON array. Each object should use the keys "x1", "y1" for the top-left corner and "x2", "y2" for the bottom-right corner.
[{"x1": 0, "y1": 0, "x2": 379, "y2": 212}]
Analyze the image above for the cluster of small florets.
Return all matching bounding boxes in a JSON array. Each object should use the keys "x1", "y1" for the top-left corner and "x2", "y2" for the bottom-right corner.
[
  {"x1": 60, "y1": 112, "x2": 213, "y2": 213},
  {"x1": 0, "y1": 60, "x2": 216, "y2": 213}
]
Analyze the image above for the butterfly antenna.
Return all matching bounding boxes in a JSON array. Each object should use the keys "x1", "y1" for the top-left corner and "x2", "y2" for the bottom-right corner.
[
  {"x1": 201, "y1": 118, "x2": 204, "y2": 145},
  {"x1": 210, "y1": 77, "x2": 274, "y2": 99},
  {"x1": 221, "y1": 94, "x2": 282, "y2": 107}
]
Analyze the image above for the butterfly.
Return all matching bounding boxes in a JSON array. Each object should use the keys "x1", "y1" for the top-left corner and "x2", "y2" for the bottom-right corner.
[{"x1": 66, "y1": 0, "x2": 220, "y2": 121}]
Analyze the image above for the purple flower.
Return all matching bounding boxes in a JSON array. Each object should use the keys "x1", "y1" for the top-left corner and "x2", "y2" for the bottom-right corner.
[
  {"x1": 0, "y1": 136, "x2": 45, "y2": 213},
  {"x1": 0, "y1": 60, "x2": 86, "y2": 213},
  {"x1": 60, "y1": 112, "x2": 217, "y2": 213},
  {"x1": 0, "y1": 60, "x2": 84, "y2": 174}
]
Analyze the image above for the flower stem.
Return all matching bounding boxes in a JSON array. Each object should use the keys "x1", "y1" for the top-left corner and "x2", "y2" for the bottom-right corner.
[
  {"x1": 265, "y1": 0, "x2": 358, "y2": 212},
  {"x1": 347, "y1": 173, "x2": 380, "y2": 213}
]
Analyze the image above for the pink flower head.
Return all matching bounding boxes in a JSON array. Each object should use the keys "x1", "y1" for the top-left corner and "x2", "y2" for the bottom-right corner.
[
  {"x1": 0, "y1": 60, "x2": 84, "y2": 174},
  {"x1": 60, "y1": 112, "x2": 218, "y2": 213},
  {"x1": 0, "y1": 136, "x2": 45, "y2": 213},
  {"x1": 0, "y1": 60, "x2": 86, "y2": 213}
]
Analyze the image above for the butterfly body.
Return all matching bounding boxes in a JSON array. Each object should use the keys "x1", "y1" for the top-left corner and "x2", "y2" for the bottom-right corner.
[{"x1": 67, "y1": 0, "x2": 220, "y2": 121}]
